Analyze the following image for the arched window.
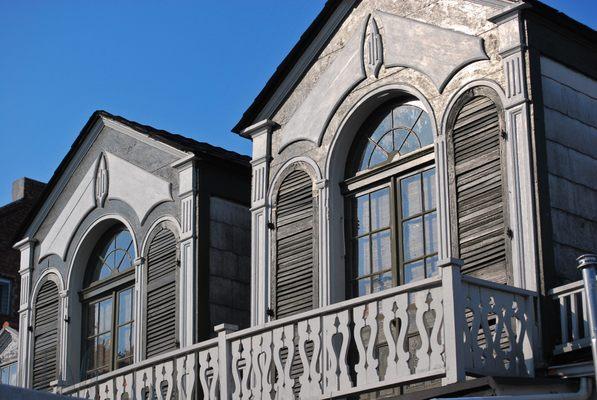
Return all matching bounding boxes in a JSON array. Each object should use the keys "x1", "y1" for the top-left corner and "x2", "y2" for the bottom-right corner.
[
  {"x1": 81, "y1": 226, "x2": 136, "y2": 378},
  {"x1": 345, "y1": 100, "x2": 437, "y2": 297}
]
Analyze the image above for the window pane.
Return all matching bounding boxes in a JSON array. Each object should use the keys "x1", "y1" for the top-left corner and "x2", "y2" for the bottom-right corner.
[
  {"x1": 404, "y1": 260, "x2": 425, "y2": 284},
  {"x1": 392, "y1": 128, "x2": 409, "y2": 153},
  {"x1": 0, "y1": 366, "x2": 8, "y2": 384},
  {"x1": 371, "y1": 112, "x2": 392, "y2": 142},
  {"x1": 371, "y1": 230, "x2": 391, "y2": 273},
  {"x1": 117, "y1": 323, "x2": 134, "y2": 361},
  {"x1": 403, "y1": 217, "x2": 424, "y2": 261},
  {"x1": 356, "y1": 194, "x2": 370, "y2": 236},
  {"x1": 378, "y1": 131, "x2": 394, "y2": 154},
  {"x1": 118, "y1": 288, "x2": 134, "y2": 325},
  {"x1": 96, "y1": 333, "x2": 112, "y2": 369},
  {"x1": 357, "y1": 237, "x2": 370, "y2": 277},
  {"x1": 373, "y1": 272, "x2": 393, "y2": 293},
  {"x1": 426, "y1": 256, "x2": 439, "y2": 278},
  {"x1": 88, "y1": 302, "x2": 98, "y2": 335},
  {"x1": 423, "y1": 168, "x2": 436, "y2": 211},
  {"x1": 398, "y1": 133, "x2": 420, "y2": 155},
  {"x1": 413, "y1": 110, "x2": 433, "y2": 147},
  {"x1": 393, "y1": 105, "x2": 421, "y2": 129},
  {"x1": 98, "y1": 298, "x2": 113, "y2": 334},
  {"x1": 424, "y1": 212, "x2": 438, "y2": 254},
  {"x1": 369, "y1": 147, "x2": 387, "y2": 168},
  {"x1": 370, "y1": 188, "x2": 390, "y2": 231},
  {"x1": 357, "y1": 278, "x2": 371, "y2": 296},
  {"x1": 401, "y1": 174, "x2": 422, "y2": 218},
  {"x1": 9, "y1": 363, "x2": 17, "y2": 386}
]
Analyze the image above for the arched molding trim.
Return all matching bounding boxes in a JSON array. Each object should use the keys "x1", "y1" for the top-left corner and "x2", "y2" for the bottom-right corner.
[
  {"x1": 62, "y1": 213, "x2": 138, "y2": 384},
  {"x1": 140, "y1": 216, "x2": 181, "y2": 257},
  {"x1": 31, "y1": 269, "x2": 65, "y2": 303},
  {"x1": 268, "y1": 157, "x2": 322, "y2": 207},
  {"x1": 324, "y1": 84, "x2": 440, "y2": 304}
]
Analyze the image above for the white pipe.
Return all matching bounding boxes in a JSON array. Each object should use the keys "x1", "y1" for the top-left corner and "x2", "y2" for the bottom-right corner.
[{"x1": 433, "y1": 377, "x2": 592, "y2": 400}]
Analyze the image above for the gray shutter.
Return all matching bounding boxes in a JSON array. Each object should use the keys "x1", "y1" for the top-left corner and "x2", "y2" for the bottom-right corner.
[
  {"x1": 32, "y1": 280, "x2": 59, "y2": 391},
  {"x1": 146, "y1": 227, "x2": 178, "y2": 358},
  {"x1": 274, "y1": 170, "x2": 316, "y2": 319},
  {"x1": 449, "y1": 95, "x2": 510, "y2": 284},
  {"x1": 273, "y1": 169, "x2": 317, "y2": 398}
]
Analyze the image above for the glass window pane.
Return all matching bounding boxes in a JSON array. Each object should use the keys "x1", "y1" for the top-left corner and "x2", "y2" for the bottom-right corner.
[
  {"x1": 1, "y1": 366, "x2": 8, "y2": 384},
  {"x1": 357, "y1": 278, "x2": 371, "y2": 296},
  {"x1": 393, "y1": 105, "x2": 421, "y2": 129},
  {"x1": 371, "y1": 112, "x2": 392, "y2": 142},
  {"x1": 404, "y1": 260, "x2": 425, "y2": 284},
  {"x1": 371, "y1": 230, "x2": 391, "y2": 273},
  {"x1": 359, "y1": 143, "x2": 375, "y2": 172},
  {"x1": 370, "y1": 188, "x2": 390, "y2": 231},
  {"x1": 398, "y1": 133, "x2": 421, "y2": 155},
  {"x1": 9, "y1": 363, "x2": 17, "y2": 386},
  {"x1": 88, "y1": 302, "x2": 98, "y2": 335},
  {"x1": 426, "y1": 256, "x2": 439, "y2": 278},
  {"x1": 118, "y1": 288, "x2": 134, "y2": 325},
  {"x1": 369, "y1": 147, "x2": 387, "y2": 168},
  {"x1": 85, "y1": 338, "x2": 96, "y2": 371},
  {"x1": 423, "y1": 169, "x2": 436, "y2": 211},
  {"x1": 98, "y1": 298, "x2": 113, "y2": 334},
  {"x1": 424, "y1": 212, "x2": 438, "y2": 254},
  {"x1": 117, "y1": 324, "x2": 133, "y2": 360},
  {"x1": 403, "y1": 217, "x2": 424, "y2": 261},
  {"x1": 378, "y1": 131, "x2": 394, "y2": 154},
  {"x1": 356, "y1": 195, "x2": 370, "y2": 236},
  {"x1": 413, "y1": 110, "x2": 433, "y2": 147},
  {"x1": 373, "y1": 272, "x2": 393, "y2": 293},
  {"x1": 357, "y1": 237, "x2": 370, "y2": 277},
  {"x1": 97, "y1": 333, "x2": 112, "y2": 369},
  {"x1": 401, "y1": 174, "x2": 422, "y2": 218}
]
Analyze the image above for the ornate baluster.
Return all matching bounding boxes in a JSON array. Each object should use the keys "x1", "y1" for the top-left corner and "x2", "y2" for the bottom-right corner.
[
  {"x1": 135, "y1": 367, "x2": 154, "y2": 400},
  {"x1": 155, "y1": 361, "x2": 175, "y2": 400},
  {"x1": 97, "y1": 379, "x2": 114, "y2": 400},
  {"x1": 115, "y1": 373, "x2": 133, "y2": 400},
  {"x1": 240, "y1": 337, "x2": 253, "y2": 399},
  {"x1": 231, "y1": 340, "x2": 243, "y2": 399},
  {"x1": 298, "y1": 317, "x2": 322, "y2": 399},
  {"x1": 176, "y1": 353, "x2": 197, "y2": 400},
  {"x1": 322, "y1": 311, "x2": 351, "y2": 394},
  {"x1": 272, "y1": 325, "x2": 294, "y2": 400},
  {"x1": 381, "y1": 294, "x2": 409, "y2": 381},
  {"x1": 429, "y1": 287, "x2": 444, "y2": 371},
  {"x1": 353, "y1": 302, "x2": 379, "y2": 386},
  {"x1": 251, "y1": 332, "x2": 272, "y2": 400},
  {"x1": 199, "y1": 348, "x2": 220, "y2": 400},
  {"x1": 415, "y1": 290, "x2": 431, "y2": 373},
  {"x1": 78, "y1": 386, "x2": 96, "y2": 400}
]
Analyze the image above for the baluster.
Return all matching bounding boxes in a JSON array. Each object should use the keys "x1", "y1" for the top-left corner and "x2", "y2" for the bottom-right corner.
[
  {"x1": 231, "y1": 340, "x2": 243, "y2": 400},
  {"x1": 322, "y1": 311, "x2": 351, "y2": 394},
  {"x1": 199, "y1": 348, "x2": 220, "y2": 400},
  {"x1": 298, "y1": 317, "x2": 322, "y2": 399},
  {"x1": 155, "y1": 361, "x2": 175, "y2": 400},
  {"x1": 560, "y1": 296, "x2": 569, "y2": 344},
  {"x1": 135, "y1": 367, "x2": 154, "y2": 400},
  {"x1": 272, "y1": 325, "x2": 294, "y2": 400},
  {"x1": 582, "y1": 290, "x2": 590, "y2": 340},
  {"x1": 353, "y1": 302, "x2": 379, "y2": 386},
  {"x1": 571, "y1": 292, "x2": 580, "y2": 342},
  {"x1": 176, "y1": 353, "x2": 197, "y2": 400},
  {"x1": 380, "y1": 293, "x2": 409, "y2": 381},
  {"x1": 415, "y1": 290, "x2": 431, "y2": 373},
  {"x1": 115, "y1": 373, "x2": 133, "y2": 400},
  {"x1": 429, "y1": 287, "x2": 444, "y2": 371},
  {"x1": 79, "y1": 386, "x2": 96, "y2": 400},
  {"x1": 251, "y1": 332, "x2": 272, "y2": 400},
  {"x1": 97, "y1": 379, "x2": 114, "y2": 400},
  {"x1": 240, "y1": 337, "x2": 253, "y2": 399}
]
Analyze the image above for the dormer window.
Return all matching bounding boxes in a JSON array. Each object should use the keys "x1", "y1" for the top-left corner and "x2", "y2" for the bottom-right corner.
[{"x1": 345, "y1": 100, "x2": 438, "y2": 297}]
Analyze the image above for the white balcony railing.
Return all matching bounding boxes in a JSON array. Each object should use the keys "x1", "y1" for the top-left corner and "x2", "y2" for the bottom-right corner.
[
  {"x1": 549, "y1": 280, "x2": 591, "y2": 354},
  {"x1": 61, "y1": 260, "x2": 536, "y2": 400}
]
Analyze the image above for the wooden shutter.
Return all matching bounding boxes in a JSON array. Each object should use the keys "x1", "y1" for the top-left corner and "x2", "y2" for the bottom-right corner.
[
  {"x1": 32, "y1": 280, "x2": 59, "y2": 391},
  {"x1": 449, "y1": 94, "x2": 511, "y2": 284},
  {"x1": 273, "y1": 170, "x2": 317, "y2": 319},
  {"x1": 146, "y1": 227, "x2": 178, "y2": 358}
]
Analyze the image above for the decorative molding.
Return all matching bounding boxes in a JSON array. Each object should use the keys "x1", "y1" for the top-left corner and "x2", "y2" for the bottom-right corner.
[
  {"x1": 503, "y1": 51, "x2": 527, "y2": 105},
  {"x1": 376, "y1": 10, "x2": 488, "y2": 93},
  {"x1": 95, "y1": 154, "x2": 108, "y2": 207},
  {"x1": 365, "y1": 16, "x2": 383, "y2": 79}
]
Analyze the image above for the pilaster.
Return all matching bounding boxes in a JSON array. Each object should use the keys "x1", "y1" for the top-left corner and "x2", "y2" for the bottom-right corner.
[
  {"x1": 57, "y1": 289, "x2": 68, "y2": 387},
  {"x1": 243, "y1": 120, "x2": 277, "y2": 326},
  {"x1": 14, "y1": 237, "x2": 35, "y2": 388},
  {"x1": 172, "y1": 155, "x2": 198, "y2": 346},
  {"x1": 133, "y1": 257, "x2": 145, "y2": 361},
  {"x1": 316, "y1": 178, "x2": 330, "y2": 307}
]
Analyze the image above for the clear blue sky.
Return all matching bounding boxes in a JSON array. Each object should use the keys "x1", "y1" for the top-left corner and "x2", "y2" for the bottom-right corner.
[{"x1": 0, "y1": 0, "x2": 594, "y2": 206}]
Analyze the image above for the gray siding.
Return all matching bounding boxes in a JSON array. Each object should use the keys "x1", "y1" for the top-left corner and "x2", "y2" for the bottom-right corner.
[
  {"x1": 208, "y1": 197, "x2": 251, "y2": 331},
  {"x1": 541, "y1": 57, "x2": 597, "y2": 283}
]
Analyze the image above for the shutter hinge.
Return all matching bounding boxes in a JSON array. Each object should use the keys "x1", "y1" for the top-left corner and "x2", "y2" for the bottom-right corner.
[
  {"x1": 266, "y1": 308, "x2": 275, "y2": 319},
  {"x1": 506, "y1": 228, "x2": 514, "y2": 239},
  {"x1": 267, "y1": 222, "x2": 276, "y2": 230},
  {"x1": 501, "y1": 129, "x2": 508, "y2": 140},
  {"x1": 64, "y1": 316, "x2": 70, "y2": 324},
  {"x1": 28, "y1": 326, "x2": 33, "y2": 332}
]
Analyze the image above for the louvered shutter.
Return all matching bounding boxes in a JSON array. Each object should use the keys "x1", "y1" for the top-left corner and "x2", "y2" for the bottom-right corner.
[
  {"x1": 146, "y1": 227, "x2": 178, "y2": 358},
  {"x1": 274, "y1": 170, "x2": 317, "y2": 318},
  {"x1": 449, "y1": 95, "x2": 511, "y2": 284},
  {"x1": 32, "y1": 280, "x2": 59, "y2": 391}
]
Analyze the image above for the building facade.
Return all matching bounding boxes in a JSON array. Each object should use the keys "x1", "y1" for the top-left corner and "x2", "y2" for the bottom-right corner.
[{"x1": 12, "y1": 0, "x2": 597, "y2": 399}]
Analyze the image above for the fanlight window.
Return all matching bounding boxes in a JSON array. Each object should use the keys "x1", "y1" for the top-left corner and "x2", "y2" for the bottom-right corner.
[
  {"x1": 82, "y1": 226, "x2": 136, "y2": 378},
  {"x1": 358, "y1": 102, "x2": 433, "y2": 172},
  {"x1": 347, "y1": 100, "x2": 438, "y2": 298}
]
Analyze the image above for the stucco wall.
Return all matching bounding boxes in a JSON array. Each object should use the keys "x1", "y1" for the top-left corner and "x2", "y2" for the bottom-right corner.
[{"x1": 541, "y1": 57, "x2": 597, "y2": 284}]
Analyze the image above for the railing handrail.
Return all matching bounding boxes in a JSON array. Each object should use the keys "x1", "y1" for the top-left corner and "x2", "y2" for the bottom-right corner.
[
  {"x1": 548, "y1": 280, "x2": 584, "y2": 297},
  {"x1": 227, "y1": 275, "x2": 442, "y2": 341},
  {"x1": 461, "y1": 275, "x2": 538, "y2": 297},
  {"x1": 61, "y1": 337, "x2": 219, "y2": 394}
]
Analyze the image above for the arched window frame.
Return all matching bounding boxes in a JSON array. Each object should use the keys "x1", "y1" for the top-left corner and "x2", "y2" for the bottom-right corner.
[
  {"x1": 343, "y1": 99, "x2": 438, "y2": 298},
  {"x1": 80, "y1": 225, "x2": 136, "y2": 379}
]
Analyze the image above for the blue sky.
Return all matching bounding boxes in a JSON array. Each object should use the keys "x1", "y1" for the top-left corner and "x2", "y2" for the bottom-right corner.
[{"x1": 0, "y1": 0, "x2": 595, "y2": 206}]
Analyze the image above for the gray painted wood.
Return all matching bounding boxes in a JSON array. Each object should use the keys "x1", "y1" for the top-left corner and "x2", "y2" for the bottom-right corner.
[
  {"x1": 32, "y1": 281, "x2": 59, "y2": 391},
  {"x1": 146, "y1": 227, "x2": 178, "y2": 358},
  {"x1": 449, "y1": 94, "x2": 511, "y2": 284}
]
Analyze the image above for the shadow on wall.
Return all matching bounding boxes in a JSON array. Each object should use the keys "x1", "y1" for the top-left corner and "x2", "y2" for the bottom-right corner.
[{"x1": 0, "y1": 384, "x2": 78, "y2": 399}]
